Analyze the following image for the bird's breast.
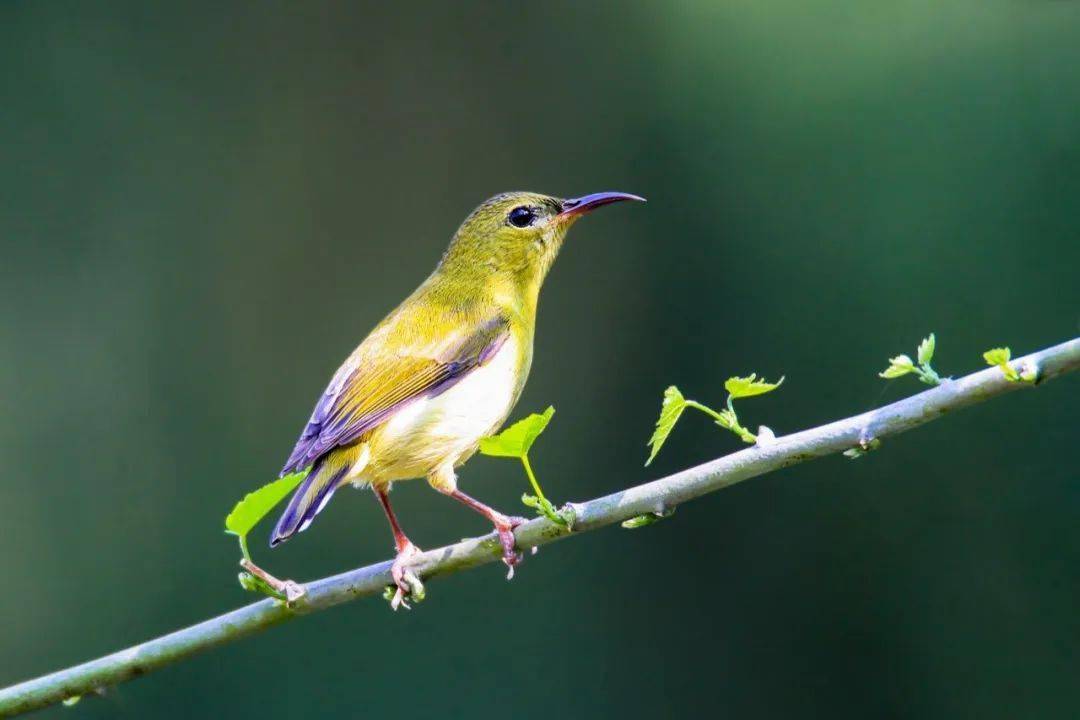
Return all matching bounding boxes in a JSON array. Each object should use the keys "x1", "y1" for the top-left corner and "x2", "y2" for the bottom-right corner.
[{"x1": 365, "y1": 336, "x2": 528, "y2": 480}]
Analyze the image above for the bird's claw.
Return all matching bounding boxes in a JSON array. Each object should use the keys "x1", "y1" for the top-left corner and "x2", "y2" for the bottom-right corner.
[
  {"x1": 387, "y1": 542, "x2": 425, "y2": 611},
  {"x1": 495, "y1": 516, "x2": 527, "y2": 580},
  {"x1": 389, "y1": 571, "x2": 424, "y2": 611}
]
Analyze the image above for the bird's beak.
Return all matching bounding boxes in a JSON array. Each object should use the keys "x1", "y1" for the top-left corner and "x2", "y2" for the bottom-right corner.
[{"x1": 557, "y1": 191, "x2": 646, "y2": 221}]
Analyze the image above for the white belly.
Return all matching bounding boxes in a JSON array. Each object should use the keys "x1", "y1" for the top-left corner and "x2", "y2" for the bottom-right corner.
[{"x1": 366, "y1": 337, "x2": 520, "y2": 480}]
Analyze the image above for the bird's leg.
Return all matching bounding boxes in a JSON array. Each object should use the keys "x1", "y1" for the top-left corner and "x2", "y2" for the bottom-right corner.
[
  {"x1": 373, "y1": 484, "x2": 423, "y2": 610},
  {"x1": 428, "y1": 466, "x2": 526, "y2": 578},
  {"x1": 450, "y1": 489, "x2": 527, "y2": 577}
]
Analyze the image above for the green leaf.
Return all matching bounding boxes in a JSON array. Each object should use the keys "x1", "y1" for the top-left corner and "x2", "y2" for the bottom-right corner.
[
  {"x1": 724, "y1": 374, "x2": 784, "y2": 399},
  {"x1": 645, "y1": 386, "x2": 687, "y2": 466},
  {"x1": 879, "y1": 364, "x2": 912, "y2": 379},
  {"x1": 62, "y1": 696, "x2": 81, "y2": 707},
  {"x1": 225, "y1": 471, "x2": 307, "y2": 539},
  {"x1": 238, "y1": 572, "x2": 286, "y2": 600},
  {"x1": 621, "y1": 505, "x2": 676, "y2": 529},
  {"x1": 917, "y1": 333, "x2": 936, "y2": 365},
  {"x1": 479, "y1": 406, "x2": 555, "y2": 458},
  {"x1": 843, "y1": 436, "x2": 882, "y2": 459},
  {"x1": 237, "y1": 572, "x2": 261, "y2": 593},
  {"x1": 521, "y1": 492, "x2": 570, "y2": 527},
  {"x1": 716, "y1": 408, "x2": 737, "y2": 430},
  {"x1": 621, "y1": 514, "x2": 661, "y2": 529},
  {"x1": 879, "y1": 354, "x2": 915, "y2": 379},
  {"x1": 983, "y1": 347, "x2": 1019, "y2": 381}
]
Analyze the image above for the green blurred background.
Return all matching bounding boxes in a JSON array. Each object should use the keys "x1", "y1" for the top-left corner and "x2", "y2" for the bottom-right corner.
[{"x1": 2, "y1": 1, "x2": 1078, "y2": 717}]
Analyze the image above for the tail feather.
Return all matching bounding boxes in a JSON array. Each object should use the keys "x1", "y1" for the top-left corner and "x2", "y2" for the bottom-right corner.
[{"x1": 270, "y1": 460, "x2": 348, "y2": 547}]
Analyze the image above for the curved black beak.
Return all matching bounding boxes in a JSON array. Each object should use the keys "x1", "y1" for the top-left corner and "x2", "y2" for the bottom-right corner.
[{"x1": 557, "y1": 191, "x2": 646, "y2": 220}]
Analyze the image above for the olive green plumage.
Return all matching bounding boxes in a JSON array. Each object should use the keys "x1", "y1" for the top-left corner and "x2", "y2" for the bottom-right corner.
[{"x1": 270, "y1": 190, "x2": 644, "y2": 559}]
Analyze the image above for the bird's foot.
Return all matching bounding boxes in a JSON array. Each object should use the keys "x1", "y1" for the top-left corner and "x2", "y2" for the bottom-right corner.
[
  {"x1": 493, "y1": 515, "x2": 527, "y2": 580},
  {"x1": 387, "y1": 541, "x2": 425, "y2": 611},
  {"x1": 239, "y1": 558, "x2": 306, "y2": 605}
]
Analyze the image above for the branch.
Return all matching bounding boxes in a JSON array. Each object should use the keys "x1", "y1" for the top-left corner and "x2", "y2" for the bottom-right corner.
[{"x1": 2, "y1": 338, "x2": 1077, "y2": 718}]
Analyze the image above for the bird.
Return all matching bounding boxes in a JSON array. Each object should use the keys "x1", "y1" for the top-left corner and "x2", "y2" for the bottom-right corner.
[{"x1": 264, "y1": 190, "x2": 644, "y2": 606}]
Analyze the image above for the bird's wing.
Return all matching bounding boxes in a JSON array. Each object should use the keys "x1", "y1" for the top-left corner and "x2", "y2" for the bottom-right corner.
[{"x1": 280, "y1": 314, "x2": 510, "y2": 475}]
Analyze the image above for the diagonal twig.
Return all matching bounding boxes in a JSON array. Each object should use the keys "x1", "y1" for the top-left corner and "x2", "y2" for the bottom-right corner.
[{"x1": 1, "y1": 338, "x2": 1077, "y2": 718}]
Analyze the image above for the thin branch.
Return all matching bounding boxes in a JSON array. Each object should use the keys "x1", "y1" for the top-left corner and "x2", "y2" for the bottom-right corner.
[{"x1": 2, "y1": 338, "x2": 1077, "y2": 718}]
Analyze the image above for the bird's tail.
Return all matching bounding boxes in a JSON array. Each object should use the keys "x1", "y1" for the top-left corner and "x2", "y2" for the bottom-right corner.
[{"x1": 270, "y1": 459, "x2": 348, "y2": 547}]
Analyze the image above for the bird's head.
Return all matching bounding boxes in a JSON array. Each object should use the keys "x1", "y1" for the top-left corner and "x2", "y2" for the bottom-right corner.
[{"x1": 439, "y1": 190, "x2": 645, "y2": 286}]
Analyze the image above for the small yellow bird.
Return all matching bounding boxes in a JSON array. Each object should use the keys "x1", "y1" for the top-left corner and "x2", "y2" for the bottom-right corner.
[{"x1": 269, "y1": 190, "x2": 644, "y2": 603}]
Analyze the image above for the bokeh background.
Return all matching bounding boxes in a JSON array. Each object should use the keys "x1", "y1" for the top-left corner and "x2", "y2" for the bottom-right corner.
[{"x1": 2, "y1": 1, "x2": 1078, "y2": 718}]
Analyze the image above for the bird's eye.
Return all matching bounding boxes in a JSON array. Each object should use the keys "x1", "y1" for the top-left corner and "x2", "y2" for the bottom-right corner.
[{"x1": 507, "y1": 206, "x2": 537, "y2": 228}]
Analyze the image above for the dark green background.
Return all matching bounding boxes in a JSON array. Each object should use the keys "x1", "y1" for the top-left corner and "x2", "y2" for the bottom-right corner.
[{"x1": 2, "y1": 2, "x2": 1078, "y2": 718}]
